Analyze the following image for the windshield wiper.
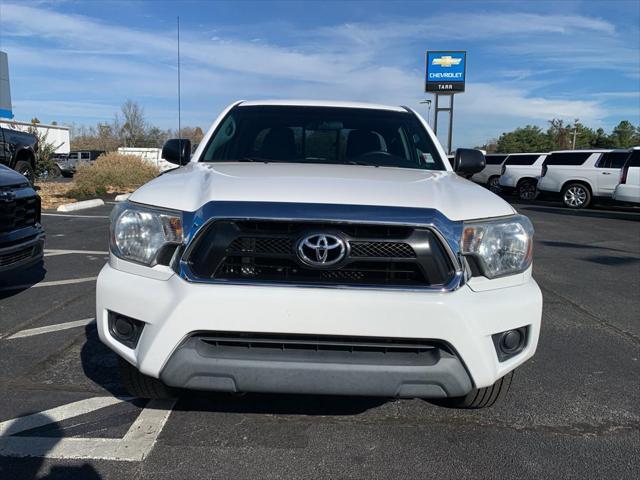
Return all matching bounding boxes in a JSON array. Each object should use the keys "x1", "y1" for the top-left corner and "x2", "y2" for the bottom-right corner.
[
  {"x1": 239, "y1": 157, "x2": 269, "y2": 163},
  {"x1": 345, "y1": 160, "x2": 377, "y2": 167}
]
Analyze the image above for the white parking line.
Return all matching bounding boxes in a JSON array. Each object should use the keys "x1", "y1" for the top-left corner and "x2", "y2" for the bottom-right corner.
[
  {"x1": 6, "y1": 318, "x2": 95, "y2": 339},
  {"x1": 44, "y1": 249, "x2": 109, "y2": 257},
  {"x1": 0, "y1": 397, "x2": 125, "y2": 436},
  {"x1": 0, "y1": 276, "x2": 98, "y2": 292},
  {"x1": 42, "y1": 213, "x2": 110, "y2": 219},
  {"x1": 0, "y1": 397, "x2": 176, "y2": 461}
]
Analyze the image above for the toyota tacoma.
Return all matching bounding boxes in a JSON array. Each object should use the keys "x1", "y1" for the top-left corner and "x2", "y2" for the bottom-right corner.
[{"x1": 97, "y1": 100, "x2": 542, "y2": 408}]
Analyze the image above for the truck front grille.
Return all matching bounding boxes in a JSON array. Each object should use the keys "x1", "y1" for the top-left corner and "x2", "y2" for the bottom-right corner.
[
  {"x1": 184, "y1": 220, "x2": 455, "y2": 288},
  {"x1": 0, "y1": 191, "x2": 40, "y2": 233}
]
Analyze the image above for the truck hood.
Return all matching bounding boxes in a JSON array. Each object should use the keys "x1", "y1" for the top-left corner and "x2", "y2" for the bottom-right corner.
[
  {"x1": 0, "y1": 164, "x2": 30, "y2": 188},
  {"x1": 130, "y1": 163, "x2": 515, "y2": 221}
]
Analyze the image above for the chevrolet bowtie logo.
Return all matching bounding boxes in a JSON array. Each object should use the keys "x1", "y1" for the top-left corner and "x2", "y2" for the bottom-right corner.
[{"x1": 432, "y1": 56, "x2": 462, "y2": 68}]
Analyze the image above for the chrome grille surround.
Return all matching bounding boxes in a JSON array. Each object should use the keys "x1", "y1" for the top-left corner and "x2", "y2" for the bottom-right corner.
[{"x1": 175, "y1": 201, "x2": 467, "y2": 292}]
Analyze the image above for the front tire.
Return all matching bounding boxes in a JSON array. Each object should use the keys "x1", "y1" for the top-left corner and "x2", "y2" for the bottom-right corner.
[
  {"x1": 487, "y1": 176, "x2": 501, "y2": 194},
  {"x1": 435, "y1": 371, "x2": 514, "y2": 409},
  {"x1": 118, "y1": 357, "x2": 175, "y2": 399},
  {"x1": 562, "y1": 183, "x2": 591, "y2": 209},
  {"x1": 517, "y1": 180, "x2": 538, "y2": 201},
  {"x1": 49, "y1": 164, "x2": 62, "y2": 178},
  {"x1": 14, "y1": 160, "x2": 35, "y2": 185}
]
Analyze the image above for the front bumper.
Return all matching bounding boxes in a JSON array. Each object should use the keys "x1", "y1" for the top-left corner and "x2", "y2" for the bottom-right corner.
[
  {"x1": 0, "y1": 230, "x2": 45, "y2": 273},
  {"x1": 97, "y1": 261, "x2": 542, "y2": 397}
]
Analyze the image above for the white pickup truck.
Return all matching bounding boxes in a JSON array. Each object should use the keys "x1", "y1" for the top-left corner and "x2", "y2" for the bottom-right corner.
[
  {"x1": 97, "y1": 100, "x2": 541, "y2": 409},
  {"x1": 537, "y1": 149, "x2": 629, "y2": 208}
]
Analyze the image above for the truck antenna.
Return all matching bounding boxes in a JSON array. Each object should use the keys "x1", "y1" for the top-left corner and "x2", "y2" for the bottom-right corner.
[{"x1": 177, "y1": 16, "x2": 182, "y2": 146}]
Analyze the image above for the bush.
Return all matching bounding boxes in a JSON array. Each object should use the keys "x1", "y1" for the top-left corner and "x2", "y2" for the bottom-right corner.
[{"x1": 69, "y1": 152, "x2": 160, "y2": 198}]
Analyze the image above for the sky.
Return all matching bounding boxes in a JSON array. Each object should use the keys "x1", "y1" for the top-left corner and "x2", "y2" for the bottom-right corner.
[{"x1": 0, "y1": 0, "x2": 639, "y2": 148}]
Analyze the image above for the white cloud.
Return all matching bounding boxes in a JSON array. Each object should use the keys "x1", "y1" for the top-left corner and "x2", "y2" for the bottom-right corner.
[{"x1": 1, "y1": 2, "x2": 638, "y2": 147}]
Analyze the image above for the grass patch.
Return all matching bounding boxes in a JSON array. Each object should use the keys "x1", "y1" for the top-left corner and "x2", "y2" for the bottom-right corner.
[{"x1": 68, "y1": 152, "x2": 160, "y2": 199}]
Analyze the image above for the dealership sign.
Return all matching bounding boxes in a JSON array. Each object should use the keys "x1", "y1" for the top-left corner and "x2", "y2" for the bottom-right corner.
[{"x1": 425, "y1": 51, "x2": 466, "y2": 93}]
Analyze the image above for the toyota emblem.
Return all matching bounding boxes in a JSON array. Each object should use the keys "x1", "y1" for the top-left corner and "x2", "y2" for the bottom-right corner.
[{"x1": 297, "y1": 233, "x2": 347, "y2": 267}]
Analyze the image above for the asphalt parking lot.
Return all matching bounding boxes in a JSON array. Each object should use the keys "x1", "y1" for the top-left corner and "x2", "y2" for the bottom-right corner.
[{"x1": 0, "y1": 199, "x2": 638, "y2": 479}]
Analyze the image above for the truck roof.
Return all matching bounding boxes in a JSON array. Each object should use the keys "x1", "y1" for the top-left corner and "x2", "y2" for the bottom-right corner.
[
  {"x1": 238, "y1": 99, "x2": 407, "y2": 112},
  {"x1": 548, "y1": 149, "x2": 610, "y2": 154}
]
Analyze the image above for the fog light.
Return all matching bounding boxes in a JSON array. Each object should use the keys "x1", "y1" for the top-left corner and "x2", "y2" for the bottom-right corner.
[
  {"x1": 492, "y1": 327, "x2": 528, "y2": 362},
  {"x1": 108, "y1": 311, "x2": 144, "y2": 349},
  {"x1": 501, "y1": 330, "x2": 522, "y2": 352}
]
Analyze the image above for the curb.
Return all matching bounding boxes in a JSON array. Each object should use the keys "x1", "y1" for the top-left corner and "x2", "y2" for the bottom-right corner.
[
  {"x1": 115, "y1": 193, "x2": 131, "y2": 202},
  {"x1": 56, "y1": 199, "x2": 105, "y2": 212}
]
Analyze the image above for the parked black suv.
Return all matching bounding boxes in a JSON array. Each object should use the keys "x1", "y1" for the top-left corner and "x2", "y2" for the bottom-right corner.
[{"x1": 0, "y1": 164, "x2": 45, "y2": 274}]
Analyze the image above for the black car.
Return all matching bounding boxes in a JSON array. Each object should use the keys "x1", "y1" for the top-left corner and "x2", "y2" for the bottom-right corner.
[{"x1": 0, "y1": 163, "x2": 45, "y2": 274}]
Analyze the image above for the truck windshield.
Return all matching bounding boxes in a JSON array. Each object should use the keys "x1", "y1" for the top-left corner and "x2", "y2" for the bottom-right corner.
[{"x1": 200, "y1": 105, "x2": 446, "y2": 171}]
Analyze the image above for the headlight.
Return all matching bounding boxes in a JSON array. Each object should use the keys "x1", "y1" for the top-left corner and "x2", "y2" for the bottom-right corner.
[
  {"x1": 461, "y1": 215, "x2": 534, "y2": 279},
  {"x1": 110, "y1": 203, "x2": 183, "y2": 265}
]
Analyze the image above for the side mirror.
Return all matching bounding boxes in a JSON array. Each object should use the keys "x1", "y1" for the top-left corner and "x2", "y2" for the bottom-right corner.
[
  {"x1": 162, "y1": 139, "x2": 192, "y2": 166},
  {"x1": 454, "y1": 148, "x2": 485, "y2": 176}
]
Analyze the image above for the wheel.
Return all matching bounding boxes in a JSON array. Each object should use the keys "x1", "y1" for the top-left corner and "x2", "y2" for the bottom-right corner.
[
  {"x1": 61, "y1": 171, "x2": 74, "y2": 178},
  {"x1": 49, "y1": 164, "x2": 62, "y2": 178},
  {"x1": 435, "y1": 371, "x2": 514, "y2": 409},
  {"x1": 517, "y1": 180, "x2": 538, "y2": 201},
  {"x1": 14, "y1": 160, "x2": 35, "y2": 185},
  {"x1": 118, "y1": 356, "x2": 175, "y2": 399},
  {"x1": 487, "y1": 176, "x2": 501, "y2": 194},
  {"x1": 561, "y1": 183, "x2": 591, "y2": 209}
]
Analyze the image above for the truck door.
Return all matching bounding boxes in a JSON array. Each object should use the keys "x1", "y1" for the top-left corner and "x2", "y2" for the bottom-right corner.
[{"x1": 596, "y1": 151, "x2": 630, "y2": 196}]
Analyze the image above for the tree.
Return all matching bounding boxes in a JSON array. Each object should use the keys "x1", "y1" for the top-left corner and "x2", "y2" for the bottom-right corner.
[
  {"x1": 495, "y1": 125, "x2": 551, "y2": 153},
  {"x1": 485, "y1": 119, "x2": 638, "y2": 153},
  {"x1": 591, "y1": 128, "x2": 615, "y2": 149},
  {"x1": 546, "y1": 119, "x2": 572, "y2": 150},
  {"x1": 142, "y1": 126, "x2": 170, "y2": 148},
  {"x1": 172, "y1": 126, "x2": 205, "y2": 145},
  {"x1": 120, "y1": 99, "x2": 147, "y2": 147},
  {"x1": 569, "y1": 120, "x2": 598, "y2": 150},
  {"x1": 609, "y1": 120, "x2": 639, "y2": 148},
  {"x1": 30, "y1": 117, "x2": 41, "y2": 124},
  {"x1": 26, "y1": 124, "x2": 64, "y2": 176},
  {"x1": 477, "y1": 139, "x2": 498, "y2": 153}
]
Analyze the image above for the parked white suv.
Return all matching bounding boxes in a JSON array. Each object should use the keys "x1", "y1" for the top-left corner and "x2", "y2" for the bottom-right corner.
[
  {"x1": 499, "y1": 153, "x2": 547, "y2": 200},
  {"x1": 613, "y1": 148, "x2": 640, "y2": 205},
  {"x1": 97, "y1": 100, "x2": 542, "y2": 409},
  {"x1": 537, "y1": 149, "x2": 630, "y2": 208},
  {"x1": 470, "y1": 153, "x2": 508, "y2": 193}
]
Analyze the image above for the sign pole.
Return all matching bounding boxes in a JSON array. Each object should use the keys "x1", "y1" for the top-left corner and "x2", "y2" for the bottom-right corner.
[
  {"x1": 433, "y1": 95, "x2": 439, "y2": 135},
  {"x1": 433, "y1": 94, "x2": 455, "y2": 154},
  {"x1": 447, "y1": 94, "x2": 454, "y2": 155}
]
